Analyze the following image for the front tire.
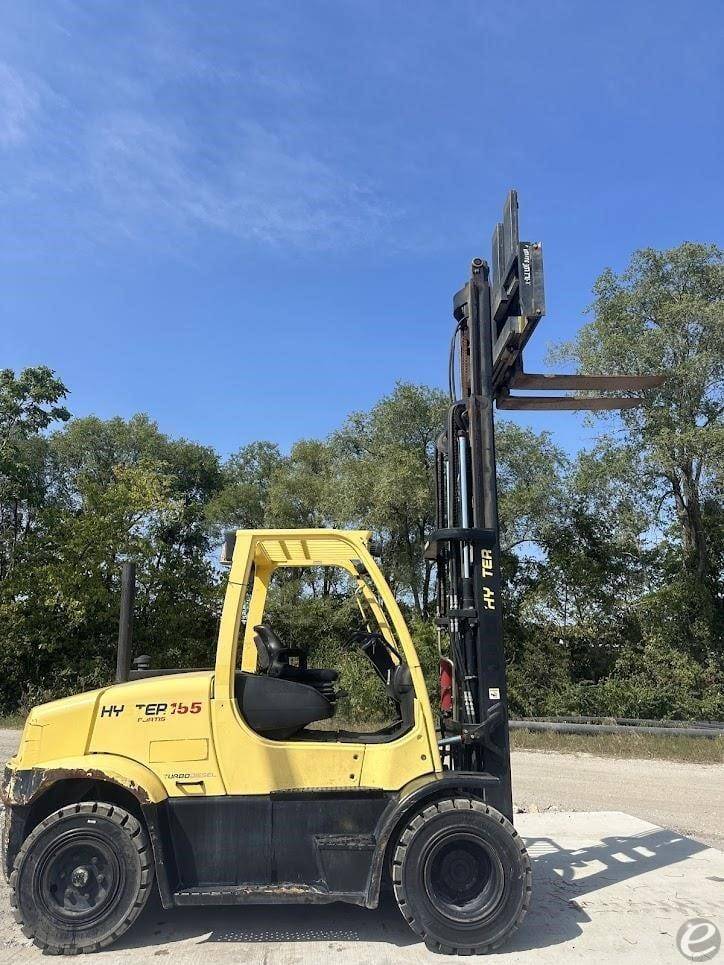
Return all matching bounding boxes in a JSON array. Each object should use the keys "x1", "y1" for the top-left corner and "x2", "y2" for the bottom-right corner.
[
  {"x1": 392, "y1": 798, "x2": 531, "y2": 954},
  {"x1": 10, "y1": 801, "x2": 154, "y2": 954}
]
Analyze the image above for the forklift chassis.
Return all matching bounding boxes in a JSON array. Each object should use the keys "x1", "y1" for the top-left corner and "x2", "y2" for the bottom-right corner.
[{"x1": 3, "y1": 529, "x2": 530, "y2": 954}]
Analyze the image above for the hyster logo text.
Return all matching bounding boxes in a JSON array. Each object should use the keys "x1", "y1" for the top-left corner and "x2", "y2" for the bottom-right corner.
[
  {"x1": 100, "y1": 704, "x2": 124, "y2": 718},
  {"x1": 136, "y1": 702, "x2": 168, "y2": 716},
  {"x1": 135, "y1": 701, "x2": 203, "y2": 719},
  {"x1": 522, "y1": 246, "x2": 532, "y2": 285}
]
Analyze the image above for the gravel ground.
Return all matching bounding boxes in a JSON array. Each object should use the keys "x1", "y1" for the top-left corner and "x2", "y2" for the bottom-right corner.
[{"x1": 511, "y1": 749, "x2": 724, "y2": 850}]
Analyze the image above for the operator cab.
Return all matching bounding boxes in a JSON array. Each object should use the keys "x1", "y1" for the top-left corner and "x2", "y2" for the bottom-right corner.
[{"x1": 220, "y1": 534, "x2": 420, "y2": 745}]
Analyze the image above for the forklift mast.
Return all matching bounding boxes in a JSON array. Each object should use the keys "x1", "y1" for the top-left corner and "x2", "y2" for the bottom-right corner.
[
  {"x1": 429, "y1": 191, "x2": 662, "y2": 812},
  {"x1": 430, "y1": 254, "x2": 514, "y2": 812}
]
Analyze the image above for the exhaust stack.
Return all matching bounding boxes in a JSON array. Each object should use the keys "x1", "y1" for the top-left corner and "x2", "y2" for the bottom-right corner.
[{"x1": 115, "y1": 561, "x2": 136, "y2": 683}]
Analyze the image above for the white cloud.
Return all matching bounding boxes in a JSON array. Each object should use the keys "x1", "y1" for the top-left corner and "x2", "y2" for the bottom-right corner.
[
  {"x1": 85, "y1": 111, "x2": 392, "y2": 248},
  {"x1": 0, "y1": 5, "x2": 403, "y2": 254},
  {"x1": 0, "y1": 62, "x2": 40, "y2": 146}
]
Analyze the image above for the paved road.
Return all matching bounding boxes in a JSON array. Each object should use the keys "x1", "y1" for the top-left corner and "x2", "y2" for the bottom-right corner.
[{"x1": 1, "y1": 730, "x2": 722, "y2": 962}]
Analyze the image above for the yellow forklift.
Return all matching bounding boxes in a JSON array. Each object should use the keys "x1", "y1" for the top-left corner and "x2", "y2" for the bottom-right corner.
[{"x1": 2, "y1": 192, "x2": 659, "y2": 954}]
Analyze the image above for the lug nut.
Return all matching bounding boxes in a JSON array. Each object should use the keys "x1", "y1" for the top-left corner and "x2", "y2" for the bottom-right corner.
[{"x1": 71, "y1": 867, "x2": 90, "y2": 888}]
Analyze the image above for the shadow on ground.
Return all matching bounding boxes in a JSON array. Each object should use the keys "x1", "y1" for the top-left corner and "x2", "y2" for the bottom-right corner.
[
  {"x1": 507, "y1": 825, "x2": 708, "y2": 953},
  {"x1": 112, "y1": 824, "x2": 708, "y2": 955}
]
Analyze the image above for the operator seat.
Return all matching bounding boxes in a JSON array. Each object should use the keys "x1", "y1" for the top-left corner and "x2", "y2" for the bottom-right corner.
[
  {"x1": 253, "y1": 623, "x2": 340, "y2": 702},
  {"x1": 234, "y1": 672, "x2": 333, "y2": 740}
]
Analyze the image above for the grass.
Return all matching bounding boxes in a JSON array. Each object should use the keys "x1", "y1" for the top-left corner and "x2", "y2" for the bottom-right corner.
[
  {"x1": 0, "y1": 714, "x2": 25, "y2": 730},
  {"x1": 510, "y1": 727, "x2": 724, "y2": 765}
]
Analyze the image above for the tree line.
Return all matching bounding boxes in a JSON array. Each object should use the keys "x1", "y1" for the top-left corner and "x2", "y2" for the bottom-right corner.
[{"x1": 1, "y1": 243, "x2": 722, "y2": 720}]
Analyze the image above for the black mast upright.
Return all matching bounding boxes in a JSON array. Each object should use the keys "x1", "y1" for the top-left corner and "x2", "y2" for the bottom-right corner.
[
  {"x1": 429, "y1": 258, "x2": 512, "y2": 818},
  {"x1": 428, "y1": 190, "x2": 660, "y2": 824},
  {"x1": 470, "y1": 257, "x2": 511, "y2": 815}
]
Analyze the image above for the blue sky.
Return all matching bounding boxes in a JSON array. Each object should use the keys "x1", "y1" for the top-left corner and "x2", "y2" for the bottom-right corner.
[{"x1": 2, "y1": 0, "x2": 723, "y2": 458}]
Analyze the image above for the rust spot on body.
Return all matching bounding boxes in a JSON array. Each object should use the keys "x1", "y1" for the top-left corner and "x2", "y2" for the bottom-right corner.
[{"x1": 2, "y1": 764, "x2": 151, "y2": 807}]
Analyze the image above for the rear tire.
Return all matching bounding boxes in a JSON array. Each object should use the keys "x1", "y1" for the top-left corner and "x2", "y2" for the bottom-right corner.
[
  {"x1": 10, "y1": 801, "x2": 154, "y2": 954},
  {"x1": 392, "y1": 798, "x2": 531, "y2": 954}
]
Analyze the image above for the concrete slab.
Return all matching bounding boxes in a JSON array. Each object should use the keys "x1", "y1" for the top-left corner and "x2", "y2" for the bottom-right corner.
[{"x1": 0, "y1": 810, "x2": 721, "y2": 964}]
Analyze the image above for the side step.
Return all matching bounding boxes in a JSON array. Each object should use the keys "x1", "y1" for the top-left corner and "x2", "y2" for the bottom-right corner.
[{"x1": 173, "y1": 884, "x2": 366, "y2": 907}]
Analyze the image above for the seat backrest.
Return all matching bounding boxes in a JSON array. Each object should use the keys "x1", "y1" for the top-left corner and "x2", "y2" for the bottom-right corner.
[
  {"x1": 253, "y1": 633, "x2": 270, "y2": 671},
  {"x1": 253, "y1": 623, "x2": 286, "y2": 674},
  {"x1": 254, "y1": 623, "x2": 285, "y2": 654}
]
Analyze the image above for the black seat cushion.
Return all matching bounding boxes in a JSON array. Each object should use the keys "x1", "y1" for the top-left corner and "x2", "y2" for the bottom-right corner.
[
  {"x1": 234, "y1": 672, "x2": 333, "y2": 739},
  {"x1": 286, "y1": 667, "x2": 337, "y2": 683}
]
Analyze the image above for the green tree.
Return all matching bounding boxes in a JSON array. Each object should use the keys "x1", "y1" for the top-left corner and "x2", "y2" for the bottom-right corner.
[
  {"x1": 332, "y1": 382, "x2": 447, "y2": 616},
  {"x1": 0, "y1": 367, "x2": 70, "y2": 581},
  {"x1": 0, "y1": 414, "x2": 224, "y2": 711},
  {"x1": 554, "y1": 244, "x2": 723, "y2": 658},
  {"x1": 267, "y1": 439, "x2": 338, "y2": 529},
  {"x1": 495, "y1": 423, "x2": 568, "y2": 553},
  {"x1": 0, "y1": 366, "x2": 69, "y2": 458},
  {"x1": 206, "y1": 441, "x2": 283, "y2": 531}
]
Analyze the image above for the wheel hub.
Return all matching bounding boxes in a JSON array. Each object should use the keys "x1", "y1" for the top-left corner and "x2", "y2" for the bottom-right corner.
[
  {"x1": 36, "y1": 832, "x2": 123, "y2": 927},
  {"x1": 423, "y1": 830, "x2": 506, "y2": 924},
  {"x1": 442, "y1": 849, "x2": 480, "y2": 895}
]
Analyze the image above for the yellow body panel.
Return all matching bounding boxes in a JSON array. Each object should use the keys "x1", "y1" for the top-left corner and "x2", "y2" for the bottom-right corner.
[
  {"x1": 3, "y1": 529, "x2": 442, "y2": 808},
  {"x1": 211, "y1": 697, "x2": 367, "y2": 793},
  {"x1": 89, "y1": 672, "x2": 226, "y2": 797},
  {"x1": 359, "y1": 707, "x2": 436, "y2": 789},
  {"x1": 11, "y1": 688, "x2": 102, "y2": 768}
]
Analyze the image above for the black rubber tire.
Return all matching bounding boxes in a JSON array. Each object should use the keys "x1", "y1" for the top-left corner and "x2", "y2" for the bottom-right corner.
[
  {"x1": 10, "y1": 801, "x2": 154, "y2": 955},
  {"x1": 392, "y1": 798, "x2": 531, "y2": 954}
]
